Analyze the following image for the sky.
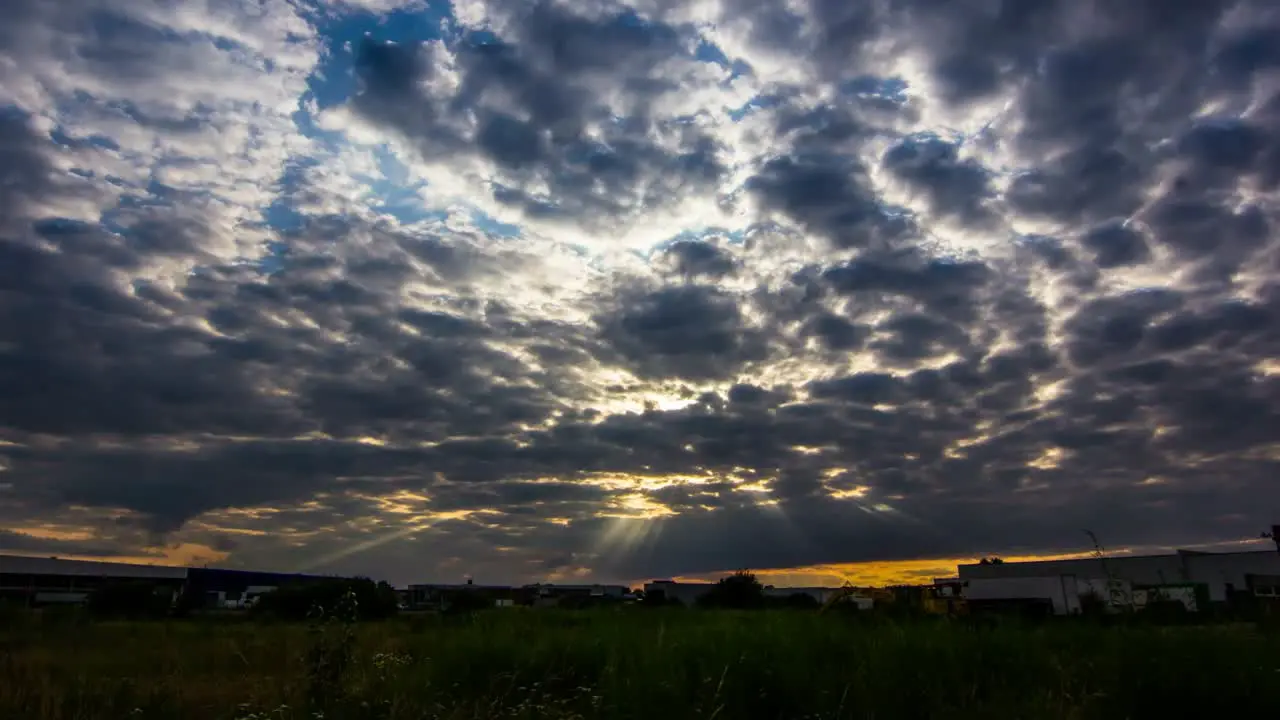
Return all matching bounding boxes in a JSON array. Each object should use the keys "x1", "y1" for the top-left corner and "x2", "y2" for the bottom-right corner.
[{"x1": 1, "y1": 0, "x2": 1279, "y2": 588}]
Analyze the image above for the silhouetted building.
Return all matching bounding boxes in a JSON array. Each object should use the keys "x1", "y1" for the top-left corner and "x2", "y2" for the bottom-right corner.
[
  {"x1": 182, "y1": 566, "x2": 337, "y2": 609},
  {"x1": 642, "y1": 579, "x2": 713, "y2": 605},
  {"x1": 0, "y1": 554, "x2": 345, "y2": 609},
  {"x1": 957, "y1": 548, "x2": 1280, "y2": 612},
  {"x1": 0, "y1": 554, "x2": 188, "y2": 606},
  {"x1": 404, "y1": 582, "x2": 526, "y2": 609}
]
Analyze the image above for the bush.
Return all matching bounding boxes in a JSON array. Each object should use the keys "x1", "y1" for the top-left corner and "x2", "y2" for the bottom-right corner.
[
  {"x1": 696, "y1": 571, "x2": 765, "y2": 609},
  {"x1": 87, "y1": 582, "x2": 173, "y2": 619},
  {"x1": 440, "y1": 589, "x2": 493, "y2": 615},
  {"x1": 774, "y1": 592, "x2": 821, "y2": 610},
  {"x1": 1138, "y1": 600, "x2": 1191, "y2": 625},
  {"x1": 251, "y1": 578, "x2": 399, "y2": 621},
  {"x1": 639, "y1": 589, "x2": 683, "y2": 607}
]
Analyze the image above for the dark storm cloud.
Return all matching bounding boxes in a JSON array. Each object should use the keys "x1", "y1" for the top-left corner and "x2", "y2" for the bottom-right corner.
[
  {"x1": 821, "y1": 253, "x2": 992, "y2": 323},
  {"x1": 661, "y1": 239, "x2": 736, "y2": 278},
  {"x1": 595, "y1": 284, "x2": 771, "y2": 381},
  {"x1": 0, "y1": 112, "x2": 56, "y2": 224},
  {"x1": 0, "y1": 112, "x2": 107, "y2": 232},
  {"x1": 1061, "y1": 289, "x2": 1184, "y2": 368},
  {"x1": 0, "y1": 233, "x2": 302, "y2": 438},
  {"x1": 747, "y1": 151, "x2": 916, "y2": 250},
  {"x1": 0, "y1": 202, "x2": 595, "y2": 530},
  {"x1": 3, "y1": 439, "x2": 445, "y2": 533},
  {"x1": 804, "y1": 313, "x2": 869, "y2": 351},
  {"x1": 870, "y1": 313, "x2": 972, "y2": 365},
  {"x1": 1079, "y1": 221, "x2": 1150, "y2": 269},
  {"x1": 881, "y1": 134, "x2": 994, "y2": 225},
  {"x1": 807, "y1": 372, "x2": 902, "y2": 406},
  {"x1": 668, "y1": 80, "x2": 919, "y2": 246}
]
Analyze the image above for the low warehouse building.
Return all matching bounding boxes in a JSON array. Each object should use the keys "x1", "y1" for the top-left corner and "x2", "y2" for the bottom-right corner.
[
  {"x1": 956, "y1": 547, "x2": 1280, "y2": 613},
  {"x1": 182, "y1": 567, "x2": 338, "y2": 609},
  {"x1": 0, "y1": 554, "x2": 188, "y2": 606},
  {"x1": 0, "y1": 554, "x2": 346, "y2": 610},
  {"x1": 643, "y1": 580, "x2": 713, "y2": 605},
  {"x1": 643, "y1": 579, "x2": 852, "y2": 607},
  {"x1": 404, "y1": 582, "x2": 527, "y2": 610}
]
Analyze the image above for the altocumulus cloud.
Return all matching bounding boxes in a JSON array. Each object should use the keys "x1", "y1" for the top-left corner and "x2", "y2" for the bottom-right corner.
[{"x1": 1, "y1": 0, "x2": 1279, "y2": 585}]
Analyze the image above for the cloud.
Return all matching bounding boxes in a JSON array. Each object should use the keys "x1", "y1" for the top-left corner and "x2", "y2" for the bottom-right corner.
[
  {"x1": 1, "y1": 0, "x2": 1278, "y2": 586},
  {"x1": 661, "y1": 239, "x2": 737, "y2": 278},
  {"x1": 596, "y1": 283, "x2": 771, "y2": 381},
  {"x1": 344, "y1": 2, "x2": 731, "y2": 240}
]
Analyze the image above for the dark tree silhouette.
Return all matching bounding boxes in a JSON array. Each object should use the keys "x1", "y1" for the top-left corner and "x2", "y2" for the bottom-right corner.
[
  {"x1": 697, "y1": 570, "x2": 766, "y2": 609},
  {"x1": 251, "y1": 578, "x2": 399, "y2": 621}
]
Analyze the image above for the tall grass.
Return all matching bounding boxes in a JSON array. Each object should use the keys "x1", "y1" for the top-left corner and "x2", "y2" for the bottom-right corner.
[{"x1": 1, "y1": 609, "x2": 1277, "y2": 719}]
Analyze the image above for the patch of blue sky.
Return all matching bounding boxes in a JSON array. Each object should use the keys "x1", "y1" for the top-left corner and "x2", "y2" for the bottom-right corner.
[
  {"x1": 263, "y1": 199, "x2": 308, "y2": 235},
  {"x1": 894, "y1": 130, "x2": 956, "y2": 146},
  {"x1": 1014, "y1": 233, "x2": 1059, "y2": 250},
  {"x1": 462, "y1": 28, "x2": 502, "y2": 46},
  {"x1": 839, "y1": 75, "x2": 909, "y2": 104},
  {"x1": 303, "y1": 2, "x2": 455, "y2": 112},
  {"x1": 694, "y1": 40, "x2": 730, "y2": 68},
  {"x1": 254, "y1": 240, "x2": 292, "y2": 275},
  {"x1": 468, "y1": 210, "x2": 522, "y2": 238},
  {"x1": 289, "y1": 3, "x2": 455, "y2": 154},
  {"x1": 48, "y1": 126, "x2": 120, "y2": 153},
  {"x1": 695, "y1": 39, "x2": 752, "y2": 84},
  {"x1": 260, "y1": 156, "x2": 319, "y2": 235},
  {"x1": 333, "y1": 144, "x2": 445, "y2": 225},
  {"x1": 727, "y1": 94, "x2": 784, "y2": 122},
  {"x1": 641, "y1": 226, "x2": 750, "y2": 259},
  {"x1": 277, "y1": 4, "x2": 468, "y2": 232},
  {"x1": 0, "y1": 104, "x2": 27, "y2": 123}
]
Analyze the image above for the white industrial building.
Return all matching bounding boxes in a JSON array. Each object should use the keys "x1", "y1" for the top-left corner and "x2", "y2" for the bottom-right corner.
[{"x1": 955, "y1": 547, "x2": 1280, "y2": 614}]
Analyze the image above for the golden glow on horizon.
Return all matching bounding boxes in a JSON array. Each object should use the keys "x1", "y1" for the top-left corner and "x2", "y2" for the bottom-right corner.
[
  {"x1": 0, "y1": 539, "x2": 229, "y2": 569},
  {"x1": 7, "y1": 525, "x2": 97, "y2": 542},
  {"x1": 1028, "y1": 446, "x2": 1067, "y2": 470},
  {"x1": 828, "y1": 485, "x2": 870, "y2": 500},
  {"x1": 944, "y1": 431, "x2": 991, "y2": 459},
  {"x1": 1256, "y1": 359, "x2": 1280, "y2": 376},
  {"x1": 668, "y1": 550, "x2": 1104, "y2": 588},
  {"x1": 663, "y1": 536, "x2": 1280, "y2": 589},
  {"x1": 370, "y1": 490, "x2": 432, "y2": 515},
  {"x1": 735, "y1": 479, "x2": 773, "y2": 493},
  {"x1": 602, "y1": 493, "x2": 676, "y2": 519}
]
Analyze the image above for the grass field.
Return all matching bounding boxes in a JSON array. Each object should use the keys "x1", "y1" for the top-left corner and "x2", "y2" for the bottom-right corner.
[{"x1": 2, "y1": 610, "x2": 1278, "y2": 719}]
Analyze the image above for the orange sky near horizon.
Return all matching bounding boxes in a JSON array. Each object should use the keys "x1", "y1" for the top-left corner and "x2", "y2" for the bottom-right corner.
[
  {"x1": 664, "y1": 536, "x2": 1278, "y2": 588},
  {"x1": 663, "y1": 552, "x2": 1098, "y2": 589},
  {"x1": 4, "y1": 528, "x2": 1273, "y2": 589}
]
